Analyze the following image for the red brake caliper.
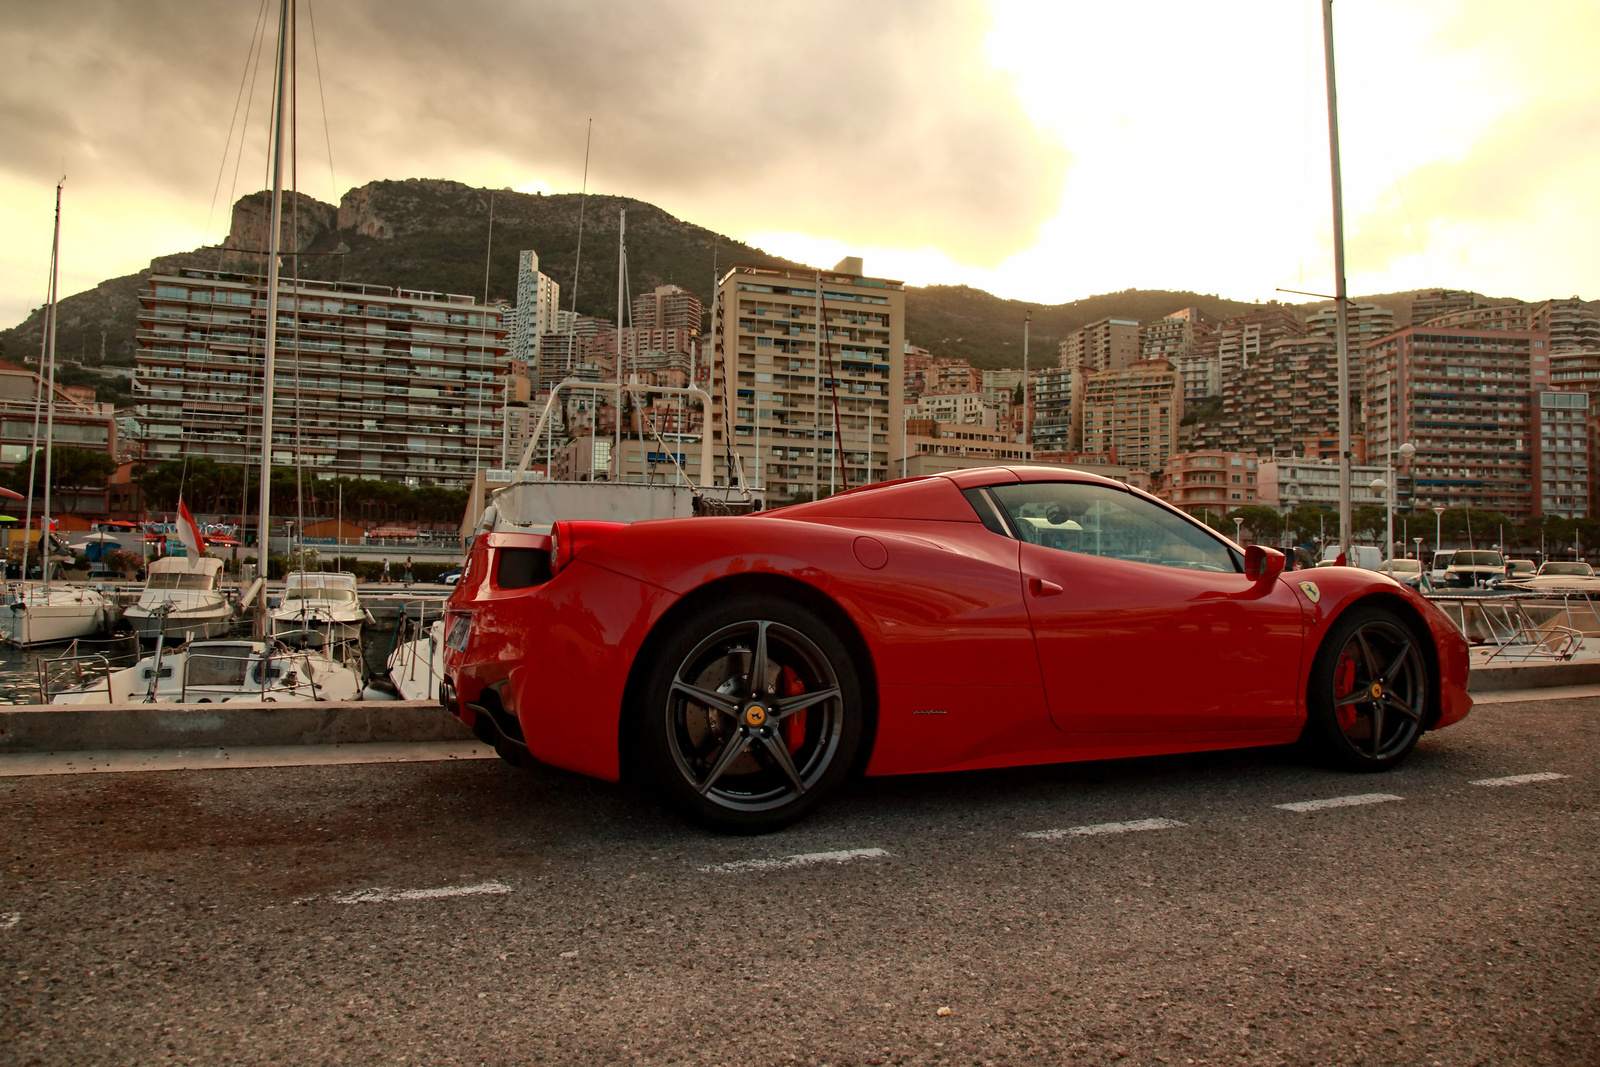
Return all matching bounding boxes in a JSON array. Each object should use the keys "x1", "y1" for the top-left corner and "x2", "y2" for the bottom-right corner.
[
  {"x1": 1334, "y1": 653, "x2": 1359, "y2": 730},
  {"x1": 781, "y1": 665, "x2": 806, "y2": 753}
]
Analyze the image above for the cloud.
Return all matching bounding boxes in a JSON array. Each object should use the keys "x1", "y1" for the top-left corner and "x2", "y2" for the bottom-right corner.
[{"x1": 0, "y1": 0, "x2": 1062, "y2": 282}]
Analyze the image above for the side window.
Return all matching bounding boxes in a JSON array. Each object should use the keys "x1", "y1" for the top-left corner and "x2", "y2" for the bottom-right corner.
[{"x1": 988, "y1": 482, "x2": 1239, "y2": 573}]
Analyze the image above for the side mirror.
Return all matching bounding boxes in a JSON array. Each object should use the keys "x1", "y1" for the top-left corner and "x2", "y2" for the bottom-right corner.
[{"x1": 1245, "y1": 545, "x2": 1286, "y2": 584}]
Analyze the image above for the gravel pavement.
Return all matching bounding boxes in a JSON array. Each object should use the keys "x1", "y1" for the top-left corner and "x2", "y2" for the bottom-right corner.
[{"x1": 2, "y1": 697, "x2": 1596, "y2": 1066}]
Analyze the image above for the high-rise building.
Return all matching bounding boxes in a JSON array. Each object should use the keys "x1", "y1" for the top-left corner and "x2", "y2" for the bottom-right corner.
[
  {"x1": 135, "y1": 268, "x2": 508, "y2": 487},
  {"x1": 1532, "y1": 298, "x2": 1600, "y2": 351},
  {"x1": 631, "y1": 284, "x2": 704, "y2": 335},
  {"x1": 1079, "y1": 358, "x2": 1182, "y2": 470},
  {"x1": 1364, "y1": 325, "x2": 1554, "y2": 519},
  {"x1": 1158, "y1": 450, "x2": 1264, "y2": 515},
  {"x1": 913, "y1": 391, "x2": 996, "y2": 428},
  {"x1": 1059, "y1": 317, "x2": 1140, "y2": 373},
  {"x1": 1029, "y1": 366, "x2": 1073, "y2": 453},
  {"x1": 927, "y1": 357, "x2": 981, "y2": 396},
  {"x1": 710, "y1": 261, "x2": 905, "y2": 497},
  {"x1": 1410, "y1": 289, "x2": 1484, "y2": 326},
  {"x1": 1142, "y1": 309, "x2": 1214, "y2": 402},
  {"x1": 903, "y1": 344, "x2": 933, "y2": 401},
  {"x1": 1535, "y1": 391, "x2": 1590, "y2": 518},
  {"x1": 513, "y1": 251, "x2": 561, "y2": 379}
]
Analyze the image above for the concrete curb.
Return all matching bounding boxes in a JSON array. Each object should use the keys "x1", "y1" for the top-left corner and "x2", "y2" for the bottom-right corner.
[
  {"x1": 1467, "y1": 660, "x2": 1600, "y2": 692},
  {"x1": 0, "y1": 700, "x2": 472, "y2": 754}
]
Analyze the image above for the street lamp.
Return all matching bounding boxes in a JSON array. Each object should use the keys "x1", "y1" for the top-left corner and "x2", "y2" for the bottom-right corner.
[
  {"x1": 1432, "y1": 505, "x2": 1446, "y2": 559},
  {"x1": 1371, "y1": 441, "x2": 1415, "y2": 562},
  {"x1": 1234, "y1": 516, "x2": 1244, "y2": 545},
  {"x1": 1413, "y1": 536, "x2": 1423, "y2": 562}
]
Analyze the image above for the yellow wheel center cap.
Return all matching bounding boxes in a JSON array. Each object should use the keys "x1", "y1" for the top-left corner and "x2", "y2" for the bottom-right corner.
[
  {"x1": 1369, "y1": 682, "x2": 1384, "y2": 699},
  {"x1": 744, "y1": 705, "x2": 768, "y2": 727}
]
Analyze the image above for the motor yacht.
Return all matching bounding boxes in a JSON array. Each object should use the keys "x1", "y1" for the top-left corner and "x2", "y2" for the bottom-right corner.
[
  {"x1": 271, "y1": 570, "x2": 369, "y2": 641},
  {"x1": 50, "y1": 634, "x2": 364, "y2": 705},
  {"x1": 123, "y1": 555, "x2": 235, "y2": 642},
  {"x1": 1, "y1": 580, "x2": 117, "y2": 647}
]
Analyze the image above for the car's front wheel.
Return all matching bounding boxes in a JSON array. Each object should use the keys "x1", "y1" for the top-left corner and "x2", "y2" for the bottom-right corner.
[
  {"x1": 1302, "y1": 606, "x2": 1428, "y2": 771},
  {"x1": 630, "y1": 597, "x2": 864, "y2": 832}
]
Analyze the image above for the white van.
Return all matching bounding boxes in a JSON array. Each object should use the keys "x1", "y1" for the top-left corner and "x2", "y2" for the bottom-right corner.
[
  {"x1": 1430, "y1": 549, "x2": 1456, "y2": 585},
  {"x1": 1319, "y1": 544, "x2": 1383, "y2": 570}
]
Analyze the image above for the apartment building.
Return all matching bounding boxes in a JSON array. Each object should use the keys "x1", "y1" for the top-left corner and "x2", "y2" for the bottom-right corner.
[
  {"x1": 914, "y1": 391, "x2": 996, "y2": 427},
  {"x1": 135, "y1": 269, "x2": 507, "y2": 488},
  {"x1": 927, "y1": 357, "x2": 981, "y2": 396},
  {"x1": 1363, "y1": 325, "x2": 1552, "y2": 519},
  {"x1": 512, "y1": 251, "x2": 561, "y2": 378},
  {"x1": 0, "y1": 360, "x2": 120, "y2": 517},
  {"x1": 903, "y1": 344, "x2": 933, "y2": 402},
  {"x1": 710, "y1": 261, "x2": 904, "y2": 497},
  {"x1": 1535, "y1": 391, "x2": 1590, "y2": 518},
  {"x1": 632, "y1": 284, "x2": 704, "y2": 334},
  {"x1": 1079, "y1": 358, "x2": 1182, "y2": 470},
  {"x1": 1410, "y1": 289, "x2": 1483, "y2": 326},
  {"x1": 1059, "y1": 317, "x2": 1140, "y2": 374},
  {"x1": 1158, "y1": 450, "x2": 1263, "y2": 514},
  {"x1": 899, "y1": 418, "x2": 1027, "y2": 477},
  {"x1": 1257, "y1": 458, "x2": 1388, "y2": 513},
  {"x1": 1143, "y1": 309, "x2": 1215, "y2": 402},
  {"x1": 1029, "y1": 366, "x2": 1073, "y2": 453}
]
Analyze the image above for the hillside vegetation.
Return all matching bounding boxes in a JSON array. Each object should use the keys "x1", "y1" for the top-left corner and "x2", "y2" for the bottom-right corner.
[{"x1": 4, "y1": 178, "x2": 1586, "y2": 376}]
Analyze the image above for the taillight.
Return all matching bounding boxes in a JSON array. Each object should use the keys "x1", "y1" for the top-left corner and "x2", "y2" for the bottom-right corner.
[{"x1": 549, "y1": 520, "x2": 628, "y2": 577}]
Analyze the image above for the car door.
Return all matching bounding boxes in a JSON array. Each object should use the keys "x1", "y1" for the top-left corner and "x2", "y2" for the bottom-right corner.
[{"x1": 983, "y1": 480, "x2": 1306, "y2": 736}]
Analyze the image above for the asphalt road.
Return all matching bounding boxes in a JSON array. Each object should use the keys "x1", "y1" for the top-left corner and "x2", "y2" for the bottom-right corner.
[{"x1": 2, "y1": 698, "x2": 1596, "y2": 1066}]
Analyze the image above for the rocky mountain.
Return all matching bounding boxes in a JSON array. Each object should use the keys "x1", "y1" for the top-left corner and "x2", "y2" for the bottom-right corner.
[{"x1": 4, "y1": 178, "x2": 1588, "y2": 376}]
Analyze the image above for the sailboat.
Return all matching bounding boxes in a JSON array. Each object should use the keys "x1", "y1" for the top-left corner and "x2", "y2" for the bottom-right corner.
[{"x1": 3, "y1": 179, "x2": 117, "y2": 647}]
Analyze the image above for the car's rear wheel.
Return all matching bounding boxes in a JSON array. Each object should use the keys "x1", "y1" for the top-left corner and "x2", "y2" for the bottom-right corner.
[
  {"x1": 1302, "y1": 607, "x2": 1428, "y2": 771},
  {"x1": 631, "y1": 597, "x2": 863, "y2": 833}
]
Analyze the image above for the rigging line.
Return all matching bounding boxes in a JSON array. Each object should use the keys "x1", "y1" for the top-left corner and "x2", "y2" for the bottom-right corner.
[
  {"x1": 20, "y1": 184, "x2": 59, "y2": 583},
  {"x1": 225, "y1": 0, "x2": 273, "y2": 262},
  {"x1": 203, "y1": 0, "x2": 272, "y2": 250},
  {"x1": 1298, "y1": 0, "x2": 1316, "y2": 288},
  {"x1": 566, "y1": 119, "x2": 592, "y2": 373},
  {"x1": 304, "y1": 0, "x2": 337, "y2": 200},
  {"x1": 291, "y1": 15, "x2": 305, "y2": 569},
  {"x1": 474, "y1": 193, "x2": 494, "y2": 474},
  {"x1": 820, "y1": 285, "x2": 848, "y2": 494}
]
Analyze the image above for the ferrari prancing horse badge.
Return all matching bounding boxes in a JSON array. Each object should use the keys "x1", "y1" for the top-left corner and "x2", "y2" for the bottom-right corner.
[{"x1": 1298, "y1": 580, "x2": 1321, "y2": 603}]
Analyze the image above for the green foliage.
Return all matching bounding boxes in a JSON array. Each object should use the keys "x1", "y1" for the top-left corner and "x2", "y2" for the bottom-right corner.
[
  {"x1": 1180, "y1": 395, "x2": 1223, "y2": 426},
  {"x1": 102, "y1": 549, "x2": 142, "y2": 577},
  {"x1": 1226, "y1": 505, "x2": 1283, "y2": 541},
  {"x1": 0, "y1": 446, "x2": 117, "y2": 496},
  {"x1": 1285, "y1": 505, "x2": 1335, "y2": 543},
  {"x1": 138, "y1": 459, "x2": 469, "y2": 524}
]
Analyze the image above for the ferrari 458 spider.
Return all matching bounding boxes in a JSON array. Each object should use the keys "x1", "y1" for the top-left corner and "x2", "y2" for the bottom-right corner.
[{"x1": 441, "y1": 466, "x2": 1471, "y2": 831}]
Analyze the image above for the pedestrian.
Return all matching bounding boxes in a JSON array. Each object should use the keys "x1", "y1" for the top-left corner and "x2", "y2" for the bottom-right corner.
[
  {"x1": 404, "y1": 556, "x2": 414, "y2": 587},
  {"x1": 381, "y1": 558, "x2": 391, "y2": 584}
]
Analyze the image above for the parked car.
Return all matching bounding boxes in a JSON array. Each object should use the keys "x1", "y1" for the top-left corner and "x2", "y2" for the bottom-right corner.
[
  {"x1": 1320, "y1": 544, "x2": 1383, "y2": 570},
  {"x1": 1377, "y1": 558, "x2": 1425, "y2": 587},
  {"x1": 438, "y1": 568, "x2": 462, "y2": 586},
  {"x1": 1536, "y1": 561, "x2": 1594, "y2": 578},
  {"x1": 442, "y1": 466, "x2": 1473, "y2": 831},
  {"x1": 1444, "y1": 550, "x2": 1505, "y2": 587},
  {"x1": 1429, "y1": 549, "x2": 1457, "y2": 585},
  {"x1": 1506, "y1": 559, "x2": 1537, "y2": 578}
]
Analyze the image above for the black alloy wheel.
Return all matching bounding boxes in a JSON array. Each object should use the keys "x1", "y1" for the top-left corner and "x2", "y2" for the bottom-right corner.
[
  {"x1": 631, "y1": 597, "x2": 863, "y2": 832},
  {"x1": 1303, "y1": 607, "x2": 1428, "y2": 771}
]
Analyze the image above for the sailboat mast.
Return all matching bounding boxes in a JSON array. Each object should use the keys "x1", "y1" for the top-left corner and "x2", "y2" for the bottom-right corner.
[
  {"x1": 615, "y1": 208, "x2": 625, "y2": 481},
  {"x1": 257, "y1": 0, "x2": 292, "y2": 602},
  {"x1": 1322, "y1": 0, "x2": 1352, "y2": 563},
  {"x1": 40, "y1": 179, "x2": 64, "y2": 592}
]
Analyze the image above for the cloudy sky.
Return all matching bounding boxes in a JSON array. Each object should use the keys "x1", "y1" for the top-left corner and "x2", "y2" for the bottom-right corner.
[{"x1": 2, "y1": 0, "x2": 1597, "y2": 328}]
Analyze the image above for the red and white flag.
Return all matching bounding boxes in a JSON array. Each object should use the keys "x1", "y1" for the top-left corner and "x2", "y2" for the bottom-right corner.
[{"x1": 177, "y1": 497, "x2": 206, "y2": 558}]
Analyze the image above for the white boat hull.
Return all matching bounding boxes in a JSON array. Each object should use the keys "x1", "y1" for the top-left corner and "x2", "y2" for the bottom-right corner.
[
  {"x1": 2, "y1": 587, "x2": 115, "y2": 647},
  {"x1": 51, "y1": 640, "x2": 364, "y2": 705},
  {"x1": 126, "y1": 607, "x2": 236, "y2": 642}
]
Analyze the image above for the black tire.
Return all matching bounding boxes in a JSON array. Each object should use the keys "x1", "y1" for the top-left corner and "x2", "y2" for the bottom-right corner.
[
  {"x1": 628, "y1": 596, "x2": 864, "y2": 833},
  {"x1": 1302, "y1": 606, "x2": 1428, "y2": 771}
]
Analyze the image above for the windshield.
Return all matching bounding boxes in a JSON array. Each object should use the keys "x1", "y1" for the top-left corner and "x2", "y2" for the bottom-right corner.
[
  {"x1": 146, "y1": 573, "x2": 214, "y2": 591},
  {"x1": 1453, "y1": 551, "x2": 1503, "y2": 567},
  {"x1": 1386, "y1": 560, "x2": 1421, "y2": 573},
  {"x1": 1540, "y1": 562, "x2": 1593, "y2": 576},
  {"x1": 185, "y1": 647, "x2": 253, "y2": 688},
  {"x1": 283, "y1": 587, "x2": 356, "y2": 602}
]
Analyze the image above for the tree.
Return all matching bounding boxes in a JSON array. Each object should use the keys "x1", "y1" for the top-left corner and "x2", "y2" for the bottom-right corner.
[
  {"x1": 1351, "y1": 504, "x2": 1386, "y2": 539},
  {"x1": 0, "y1": 446, "x2": 117, "y2": 497},
  {"x1": 1226, "y1": 505, "x2": 1282, "y2": 543},
  {"x1": 1285, "y1": 505, "x2": 1334, "y2": 544}
]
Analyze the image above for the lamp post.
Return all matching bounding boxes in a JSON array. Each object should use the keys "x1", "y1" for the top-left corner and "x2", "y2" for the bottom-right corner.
[
  {"x1": 1234, "y1": 516, "x2": 1244, "y2": 546},
  {"x1": 1370, "y1": 440, "x2": 1415, "y2": 562},
  {"x1": 1413, "y1": 536, "x2": 1422, "y2": 562},
  {"x1": 1432, "y1": 505, "x2": 1446, "y2": 558}
]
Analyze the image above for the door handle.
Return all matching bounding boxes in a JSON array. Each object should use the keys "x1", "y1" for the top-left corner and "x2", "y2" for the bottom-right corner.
[{"x1": 1028, "y1": 577, "x2": 1064, "y2": 597}]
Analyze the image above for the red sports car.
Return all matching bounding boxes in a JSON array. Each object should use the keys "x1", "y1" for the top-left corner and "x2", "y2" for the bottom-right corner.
[{"x1": 441, "y1": 466, "x2": 1471, "y2": 832}]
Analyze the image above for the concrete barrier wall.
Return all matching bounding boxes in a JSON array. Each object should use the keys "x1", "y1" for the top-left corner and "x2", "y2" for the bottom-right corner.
[{"x1": 0, "y1": 700, "x2": 471, "y2": 754}]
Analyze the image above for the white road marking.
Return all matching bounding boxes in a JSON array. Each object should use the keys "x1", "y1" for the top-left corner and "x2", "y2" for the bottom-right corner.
[
  {"x1": 1022, "y1": 817, "x2": 1187, "y2": 840},
  {"x1": 698, "y1": 847, "x2": 891, "y2": 874},
  {"x1": 0, "y1": 742, "x2": 496, "y2": 777},
  {"x1": 0, "y1": 912, "x2": 19, "y2": 929},
  {"x1": 328, "y1": 881, "x2": 513, "y2": 904},
  {"x1": 1275, "y1": 793, "x2": 1403, "y2": 813},
  {"x1": 1470, "y1": 771, "x2": 1569, "y2": 787}
]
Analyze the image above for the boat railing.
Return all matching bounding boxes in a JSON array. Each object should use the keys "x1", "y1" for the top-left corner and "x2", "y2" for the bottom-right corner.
[
  {"x1": 179, "y1": 647, "x2": 324, "y2": 703},
  {"x1": 1424, "y1": 591, "x2": 1590, "y2": 661},
  {"x1": 390, "y1": 601, "x2": 439, "y2": 689},
  {"x1": 33, "y1": 634, "x2": 143, "y2": 704}
]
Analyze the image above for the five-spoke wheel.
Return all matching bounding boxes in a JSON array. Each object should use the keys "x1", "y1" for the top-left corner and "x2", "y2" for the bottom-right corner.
[
  {"x1": 631, "y1": 597, "x2": 863, "y2": 832},
  {"x1": 1304, "y1": 608, "x2": 1428, "y2": 770}
]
